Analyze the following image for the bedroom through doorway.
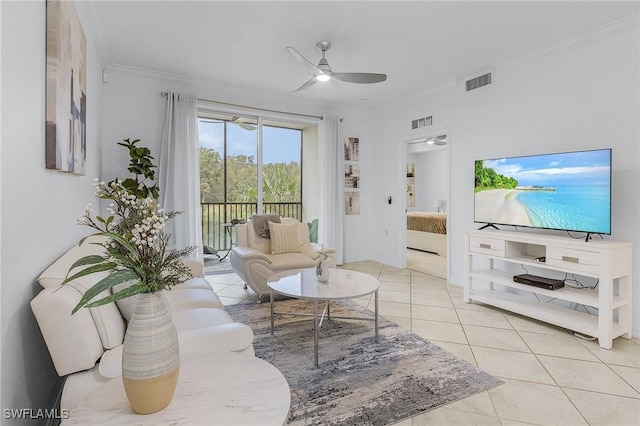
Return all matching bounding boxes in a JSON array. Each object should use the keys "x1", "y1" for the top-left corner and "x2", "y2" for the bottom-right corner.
[{"x1": 403, "y1": 133, "x2": 449, "y2": 280}]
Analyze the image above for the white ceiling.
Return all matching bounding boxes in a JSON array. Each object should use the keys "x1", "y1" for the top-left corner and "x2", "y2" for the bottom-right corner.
[{"x1": 85, "y1": 1, "x2": 639, "y2": 108}]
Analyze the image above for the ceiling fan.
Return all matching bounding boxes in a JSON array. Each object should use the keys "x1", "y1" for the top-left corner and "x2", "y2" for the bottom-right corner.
[
  {"x1": 427, "y1": 135, "x2": 447, "y2": 146},
  {"x1": 200, "y1": 116, "x2": 256, "y2": 131},
  {"x1": 408, "y1": 135, "x2": 448, "y2": 146},
  {"x1": 230, "y1": 116, "x2": 256, "y2": 131},
  {"x1": 286, "y1": 41, "x2": 387, "y2": 92}
]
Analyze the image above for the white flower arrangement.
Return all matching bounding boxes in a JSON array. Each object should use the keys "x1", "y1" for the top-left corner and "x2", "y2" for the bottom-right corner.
[{"x1": 62, "y1": 179, "x2": 194, "y2": 314}]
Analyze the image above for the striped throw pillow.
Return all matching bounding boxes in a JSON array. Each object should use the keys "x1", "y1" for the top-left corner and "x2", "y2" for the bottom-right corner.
[{"x1": 269, "y1": 221, "x2": 303, "y2": 254}]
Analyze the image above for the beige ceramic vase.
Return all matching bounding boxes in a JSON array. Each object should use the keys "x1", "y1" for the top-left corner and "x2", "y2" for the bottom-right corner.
[{"x1": 122, "y1": 292, "x2": 180, "y2": 414}]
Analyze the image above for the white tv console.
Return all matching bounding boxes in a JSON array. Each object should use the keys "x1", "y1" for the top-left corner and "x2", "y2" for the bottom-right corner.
[{"x1": 465, "y1": 229, "x2": 632, "y2": 349}]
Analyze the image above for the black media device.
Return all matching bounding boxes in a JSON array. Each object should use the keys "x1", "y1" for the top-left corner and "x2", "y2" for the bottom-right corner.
[{"x1": 513, "y1": 274, "x2": 564, "y2": 290}]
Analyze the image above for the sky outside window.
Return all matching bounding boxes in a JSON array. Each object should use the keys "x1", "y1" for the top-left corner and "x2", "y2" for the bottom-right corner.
[{"x1": 199, "y1": 119, "x2": 300, "y2": 163}]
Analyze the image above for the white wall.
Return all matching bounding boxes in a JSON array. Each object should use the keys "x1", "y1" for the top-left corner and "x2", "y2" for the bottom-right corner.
[
  {"x1": 100, "y1": 69, "x2": 374, "y2": 262},
  {"x1": 407, "y1": 149, "x2": 447, "y2": 212},
  {"x1": 1, "y1": 0, "x2": 104, "y2": 418},
  {"x1": 371, "y1": 28, "x2": 640, "y2": 335}
]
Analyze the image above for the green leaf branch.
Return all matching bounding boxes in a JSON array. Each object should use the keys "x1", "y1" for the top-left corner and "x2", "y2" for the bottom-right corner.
[
  {"x1": 111, "y1": 138, "x2": 160, "y2": 199},
  {"x1": 62, "y1": 179, "x2": 194, "y2": 313}
]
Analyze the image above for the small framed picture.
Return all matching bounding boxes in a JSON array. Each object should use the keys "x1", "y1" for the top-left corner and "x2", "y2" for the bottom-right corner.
[
  {"x1": 344, "y1": 165, "x2": 360, "y2": 189},
  {"x1": 344, "y1": 137, "x2": 359, "y2": 161},
  {"x1": 345, "y1": 191, "x2": 360, "y2": 215}
]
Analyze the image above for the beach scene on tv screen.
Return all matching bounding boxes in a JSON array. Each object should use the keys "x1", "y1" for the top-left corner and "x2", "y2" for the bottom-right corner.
[{"x1": 474, "y1": 149, "x2": 611, "y2": 234}]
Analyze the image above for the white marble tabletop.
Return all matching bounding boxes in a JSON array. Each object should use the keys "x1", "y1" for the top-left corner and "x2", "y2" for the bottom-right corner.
[
  {"x1": 63, "y1": 352, "x2": 291, "y2": 425},
  {"x1": 267, "y1": 268, "x2": 380, "y2": 300}
]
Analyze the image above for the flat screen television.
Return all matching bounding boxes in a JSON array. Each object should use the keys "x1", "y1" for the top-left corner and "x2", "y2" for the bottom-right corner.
[{"x1": 474, "y1": 148, "x2": 611, "y2": 236}]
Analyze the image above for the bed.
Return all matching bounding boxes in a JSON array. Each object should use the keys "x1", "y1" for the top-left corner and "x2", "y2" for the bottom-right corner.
[{"x1": 407, "y1": 212, "x2": 447, "y2": 256}]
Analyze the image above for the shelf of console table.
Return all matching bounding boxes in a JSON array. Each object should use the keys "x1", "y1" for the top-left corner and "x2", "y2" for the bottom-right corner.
[
  {"x1": 465, "y1": 229, "x2": 632, "y2": 349},
  {"x1": 63, "y1": 352, "x2": 291, "y2": 425}
]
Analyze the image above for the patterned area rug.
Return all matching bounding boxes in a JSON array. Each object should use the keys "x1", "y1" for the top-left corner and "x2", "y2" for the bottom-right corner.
[{"x1": 226, "y1": 299, "x2": 502, "y2": 425}]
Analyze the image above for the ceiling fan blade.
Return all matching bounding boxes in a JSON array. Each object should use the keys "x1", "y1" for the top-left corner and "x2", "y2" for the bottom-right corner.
[
  {"x1": 426, "y1": 134, "x2": 447, "y2": 145},
  {"x1": 286, "y1": 46, "x2": 320, "y2": 74},
  {"x1": 331, "y1": 72, "x2": 387, "y2": 84},
  {"x1": 291, "y1": 77, "x2": 318, "y2": 93},
  {"x1": 238, "y1": 122, "x2": 256, "y2": 131},
  {"x1": 230, "y1": 116, "x2": 256, "y2": 131}
]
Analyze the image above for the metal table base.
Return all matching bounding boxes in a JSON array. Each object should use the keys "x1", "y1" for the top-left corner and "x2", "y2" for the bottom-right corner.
[{"x1": 270, "y1": 290, "x2": 379, "y2": 367}]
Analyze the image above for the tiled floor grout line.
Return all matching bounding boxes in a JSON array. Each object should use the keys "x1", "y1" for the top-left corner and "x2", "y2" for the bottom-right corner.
[
  {"x1": 511, "y1": 326, "x2": 572, "y2": 409},
  {"x1": 414, "y1": 264, "x2": 637, "y2": 424},
  {"x1": 466, "y1": 296, "x2": 640, "y2": 421},
  {"x1": 572, "y1": 337, "x2": 640, "y2": 391},
  {"x1": 574, "y1": 336, "x2": 640, "y2": 392},
  {"x1": 443, "y1": 279, "x2": 506, "y2": 424},
  {"x1": 464, "y1": 303, "x2": 640, "y2": 404},
  {"x1": 216, "y1": 258, "x2": 640, "y2": 425},
  {"x1": 601, "y1": 361, "x2": 640, "y2": 399},
  {"x1": 561, "y1": 381, "x2": 627, "y2": 426},
  {"x1": 445, "y1": 282, "x2": 469, "y2": 343}
]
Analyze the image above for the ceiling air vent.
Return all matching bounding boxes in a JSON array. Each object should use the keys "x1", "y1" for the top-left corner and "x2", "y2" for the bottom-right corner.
[
  {"x1": 411, "y1": 116, "x2": 433, "y2": 130},
  {"x1": 466, "y1": 72, "x2": 492, "y2": 91}
]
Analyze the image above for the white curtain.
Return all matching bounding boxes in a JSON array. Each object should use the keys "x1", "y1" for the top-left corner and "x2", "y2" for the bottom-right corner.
[
  {"x1": 158, "y1": 92, "x2": 203, "y2": 261},
  {"x1": 318, "y1": 116, "x2": 344, "y2": 264}
]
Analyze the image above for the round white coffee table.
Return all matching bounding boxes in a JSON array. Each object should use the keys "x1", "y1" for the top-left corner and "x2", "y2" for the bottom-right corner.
[
  {"x1": 267, "y1": 268, "x2": 380, "y2": 367},
  {"x1": 63, "y1": 352, "x2": 290, "y2": 425}
]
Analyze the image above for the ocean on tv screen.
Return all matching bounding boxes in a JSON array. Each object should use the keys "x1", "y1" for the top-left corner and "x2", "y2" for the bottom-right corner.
[
  {"x1": 516, "y1": 184, "x2": 610, "y2": 233},
  {"x1": 474, "y1": 149, "x2": 611, "y2": 234}
]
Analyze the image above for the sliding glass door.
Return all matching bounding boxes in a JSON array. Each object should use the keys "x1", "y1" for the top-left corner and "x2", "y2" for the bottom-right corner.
[
  {"x1": 198, "y1": 113, "x2": 314, "y2": 254},
  {"x1": 262, "y1": 121, "x2": 302, "y2": 219}
]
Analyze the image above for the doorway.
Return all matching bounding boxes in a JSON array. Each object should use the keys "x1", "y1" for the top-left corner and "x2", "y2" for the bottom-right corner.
[{"x1": 400, "y1": 131, "x2": 450, "y2": 281}]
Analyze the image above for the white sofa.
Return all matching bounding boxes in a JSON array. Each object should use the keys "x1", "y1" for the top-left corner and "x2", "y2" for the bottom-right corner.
[
  {"x1": 31, "y1": 236, "x2": 255, "y2": 411},
  {"x1": 230, "y1": 218, "x2": 337, "y2": 297}
]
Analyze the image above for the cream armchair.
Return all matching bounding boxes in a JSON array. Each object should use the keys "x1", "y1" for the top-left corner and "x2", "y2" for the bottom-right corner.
[{"x1": 230, "y1": 218, "x2": 336, "y2": 297}]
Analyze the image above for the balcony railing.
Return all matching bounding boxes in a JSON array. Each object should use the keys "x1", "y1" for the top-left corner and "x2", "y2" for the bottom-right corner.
[{"x1": 201, "y1": 202, "x2": 302, "y2": 252}]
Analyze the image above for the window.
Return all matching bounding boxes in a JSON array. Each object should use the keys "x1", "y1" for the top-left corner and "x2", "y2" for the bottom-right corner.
[
  {"x1": 198, "y1": 112, "x2": 317, "y2": 253},
  {"x1": 262, "y1": 121, "x2": 302, "y2": 219}
]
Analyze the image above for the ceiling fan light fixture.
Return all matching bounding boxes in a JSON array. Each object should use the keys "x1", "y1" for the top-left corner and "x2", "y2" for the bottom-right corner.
[
  {"x1": 426, "y1": 135, "x2": 448, "y2": 145},
  {"x1": 287, "y1": 41, "x2": 387, "y2": 92}
]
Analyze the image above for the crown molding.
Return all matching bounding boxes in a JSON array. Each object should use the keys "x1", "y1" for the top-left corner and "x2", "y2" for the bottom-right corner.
[
  {"x1": 105, "y1": 63, "x2": 341, "y2": 112},
  {"x1": 105, "y1": 63, "x2": 193, "y2": 82},
  {"x1": 494, "y1": 13, "x2": 639, "y2": 71}
]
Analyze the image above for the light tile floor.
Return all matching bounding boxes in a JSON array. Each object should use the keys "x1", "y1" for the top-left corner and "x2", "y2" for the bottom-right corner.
[{"x1": 206, "y1": 257, "x2": 640, "y2": 426}]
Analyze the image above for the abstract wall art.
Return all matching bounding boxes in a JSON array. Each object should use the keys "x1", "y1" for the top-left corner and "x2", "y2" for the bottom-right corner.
[
  {"x1": 345, "y1": 191, "x2": 360, "y2": 215},
  {"x1": 343, "y1": 137, "x2": 359, "y2": 161},
  {"x1": 46, "y1": 0, "x2": 87, "y2": 174}
]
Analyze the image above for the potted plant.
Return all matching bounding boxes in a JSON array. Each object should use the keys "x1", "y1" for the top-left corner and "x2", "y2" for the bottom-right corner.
[{"x1": 62, "y1": 139, "x2": 194, "y2": 414}]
